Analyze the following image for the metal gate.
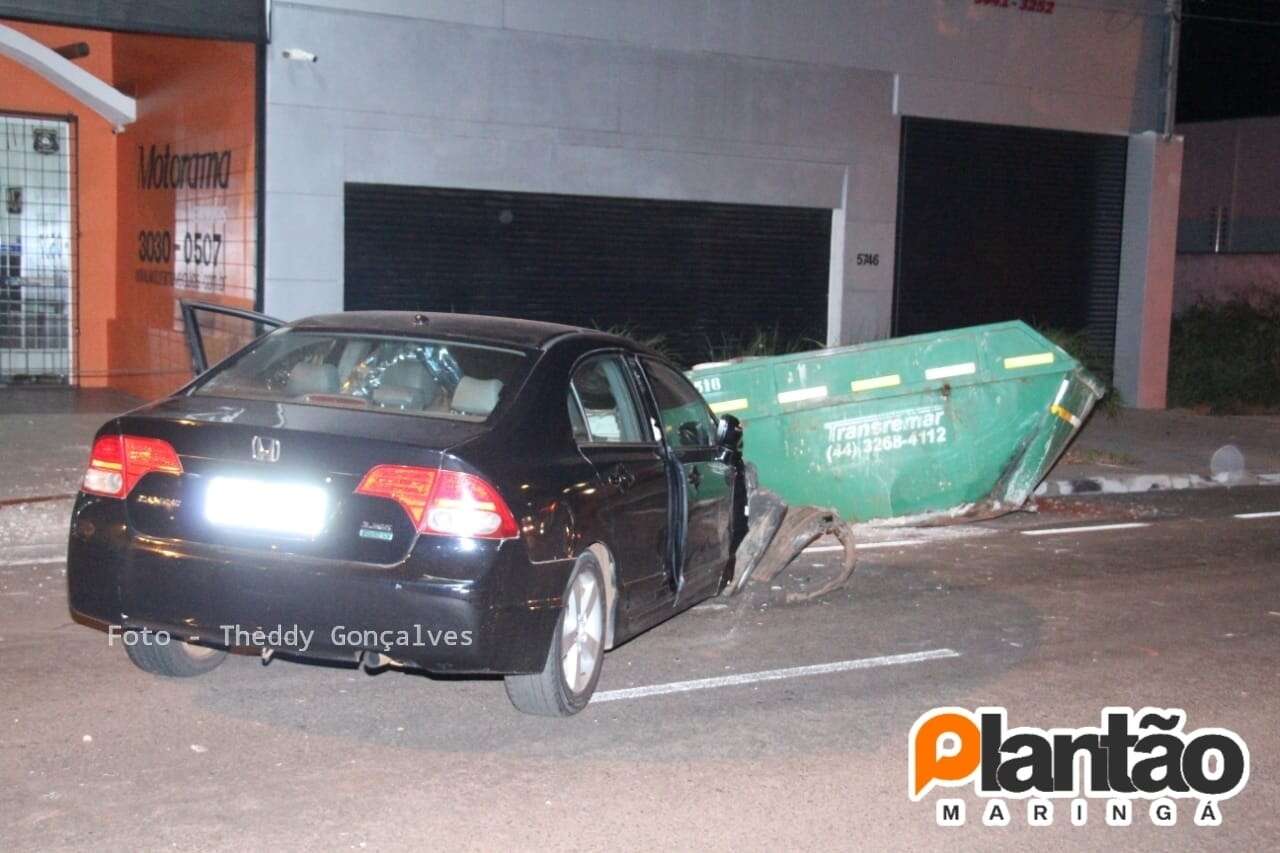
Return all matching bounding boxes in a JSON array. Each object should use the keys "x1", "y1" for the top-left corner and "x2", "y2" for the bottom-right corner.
[
  {"x1": 1, "y1": 113, "x2": 76, "y2": 384},
  {"x1": 894, "y1": 118, "x2": 1127, "y2": 370},
  {"x1": 344, "y1": 184, "x2": 831, "y2": 366}
]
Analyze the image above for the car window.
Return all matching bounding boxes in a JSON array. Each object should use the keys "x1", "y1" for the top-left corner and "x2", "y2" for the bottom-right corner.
[
  {"x1": 569, "y1": 355, "x2": 645, "y2": 444},
  {"x1": 190, "y1": 330, "x2": 528, "y2": 422},
  {"x1": 642, "y1": 358, "x2": 718, "y2": 449}
]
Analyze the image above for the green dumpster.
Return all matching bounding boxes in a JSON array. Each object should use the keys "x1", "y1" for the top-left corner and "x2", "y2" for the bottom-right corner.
[{"x1": 686, "y1": 321, "x2": 1104, "y2": 523}]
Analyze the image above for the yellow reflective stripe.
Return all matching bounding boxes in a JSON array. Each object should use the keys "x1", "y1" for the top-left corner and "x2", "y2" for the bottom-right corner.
[
  {"x1": 709, "y1": 398, "x2": 749, "y2": 414},
  {"x1": 777, "y1": 386, "x2": 828, "y2": 404},
  {"x1": 1050, "y1": 403, "x2": 1081, "y2": 428},
  {"x1": 1004, "y1": 352, "x2": 1055, "y2": 370},
  {"x1": 850, "y1": 373, "x2": 901, "y2": 393}
]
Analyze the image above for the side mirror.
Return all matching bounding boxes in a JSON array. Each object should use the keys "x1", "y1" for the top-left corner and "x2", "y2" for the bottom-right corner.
[{"x1": 716, "y1": 414, "x2": 743, "y2": 453}]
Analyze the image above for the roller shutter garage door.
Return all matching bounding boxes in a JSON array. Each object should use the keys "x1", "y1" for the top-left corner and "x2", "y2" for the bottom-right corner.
[
  {"x1": 344, "y1": 185, "x2": 831, "y2": 365},
  {"x1": 894, "y1": 118, "x2": 1127, "y2": 369}
]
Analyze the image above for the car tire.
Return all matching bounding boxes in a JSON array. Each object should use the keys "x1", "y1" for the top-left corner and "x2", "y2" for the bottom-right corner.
[
  {"x1": 505, "y1": 554, "x2": 607, "y2": 717},
  {"x1": 124, "y1": 637, "x2": 227, "y2": 678}
]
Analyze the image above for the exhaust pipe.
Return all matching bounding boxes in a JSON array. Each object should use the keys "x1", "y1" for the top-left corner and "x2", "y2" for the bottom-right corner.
[{"x1": 362, "y1": 651, "x2": 406, "y2": 672}]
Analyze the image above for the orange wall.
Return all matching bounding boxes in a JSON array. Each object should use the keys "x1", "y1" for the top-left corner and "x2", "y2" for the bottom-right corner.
[
  {"x1": 0, "y1": 20, "x2": 117, "y2": 387},
  {"x1": 111, "y1": 33, "x2": 256, "y2": 399},
  {"x1": 0, "y1": 20, "x2": 255, "y2": 397}
]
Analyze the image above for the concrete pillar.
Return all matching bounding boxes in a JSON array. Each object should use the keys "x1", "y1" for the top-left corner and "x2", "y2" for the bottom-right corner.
[
  {"x1": 1115, "y1": 131, "x2": 1183, "y2": 409},
  {"x1": 826, "y1": 171, "x2": 848, "y2": 346},
  {"x1": 827, "y1": 122, "x2": 901, "y2": 346}
]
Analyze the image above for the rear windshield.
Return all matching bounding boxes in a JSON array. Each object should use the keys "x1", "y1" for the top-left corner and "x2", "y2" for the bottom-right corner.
[{"x1": 190, "y1": 330, "x2": 530, "y2": 422}]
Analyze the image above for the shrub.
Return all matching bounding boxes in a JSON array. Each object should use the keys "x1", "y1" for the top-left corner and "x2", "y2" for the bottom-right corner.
[
  {"x1": 1167, "y1": 294, "x2": 1280, "y2": 413},
  {"x1": 699, "y1": 325, "x2": 823, "y2": 364},
  {"x1": 594, "y1": 323, "x2": 682, "y2": 364}
]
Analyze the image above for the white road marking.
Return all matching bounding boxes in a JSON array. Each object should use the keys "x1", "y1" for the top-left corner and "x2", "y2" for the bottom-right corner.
[
  {"x1": 0, "y1": 556, "x2": 65, "y2": 567},
  {"x1": 1234, "y1": 510, "x2": 1280, "y2": 520},
  {"x1": 1021, "y1": 522, "x2": 1150, "y2": 537},
  {"x1": 806, "y1": 540, "x2": 925, "y2": 553},
  {"x1": 592, "y1": 648, "x2": 960, "y2": 703},
  {"x1": 855, "y1": 539, "x2": 925, "y2": 550}
]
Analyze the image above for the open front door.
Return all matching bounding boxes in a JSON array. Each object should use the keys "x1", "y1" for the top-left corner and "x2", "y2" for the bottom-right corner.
[
  {"x1": 637, "y1": 357, "x2": 737, "y2": 602},
  {"x1": 180, "y1": 300, "x2": 283, "y2": 375}
]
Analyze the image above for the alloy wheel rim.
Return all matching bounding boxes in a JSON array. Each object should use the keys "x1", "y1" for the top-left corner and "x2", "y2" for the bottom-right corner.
[{"x1": 560, "y1": 570, "x2": 603, "y2": 695}]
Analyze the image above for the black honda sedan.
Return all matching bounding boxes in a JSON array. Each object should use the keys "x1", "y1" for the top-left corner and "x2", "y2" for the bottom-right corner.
[{"x1": 67, "y1": 304, "x2": 744, "y2": 715}]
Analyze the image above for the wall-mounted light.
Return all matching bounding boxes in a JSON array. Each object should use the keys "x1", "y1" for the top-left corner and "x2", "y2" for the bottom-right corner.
[{"x1": 282, "y1": 48, "x2": 317, "y2": 63}]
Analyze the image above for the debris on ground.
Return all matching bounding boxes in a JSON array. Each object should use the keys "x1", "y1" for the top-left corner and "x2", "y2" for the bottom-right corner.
[{"x1": 724, "y1": 465, "x2": 856, "y2": 603}]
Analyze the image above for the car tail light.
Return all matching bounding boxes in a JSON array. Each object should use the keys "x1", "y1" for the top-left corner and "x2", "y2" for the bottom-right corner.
[
  {"x1": 355, "y1": 465, "x2": 518, "y2": 540},
  {"x1": 82, "y1": 434, "x2": 184, "y2": 498}
]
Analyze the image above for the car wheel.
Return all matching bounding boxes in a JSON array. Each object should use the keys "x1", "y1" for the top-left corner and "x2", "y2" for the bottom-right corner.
[
  {"x1": 124, "y1": 637, "x2": 227, "y2": 678},
  {"x1": 505, "y1": 554, "x2": 606, "y2": 717}
]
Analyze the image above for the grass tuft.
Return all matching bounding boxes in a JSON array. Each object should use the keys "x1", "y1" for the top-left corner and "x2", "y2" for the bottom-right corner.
[{"x1": 700, "y1": 325, "x2": 823, "y2": 363}]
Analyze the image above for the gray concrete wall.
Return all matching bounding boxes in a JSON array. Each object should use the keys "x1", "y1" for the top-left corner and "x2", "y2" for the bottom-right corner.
[{"x1": 263, "y1": 0, "x2": 1169, "y2": 345}]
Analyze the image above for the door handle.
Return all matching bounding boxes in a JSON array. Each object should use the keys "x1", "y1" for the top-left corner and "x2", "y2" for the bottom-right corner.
[
  {"x1": 607, "y1": 465, "x2": 636, "y2": 491},
  {"x1": 687, "y1": 465, "x2": 702, "y2": 489}
]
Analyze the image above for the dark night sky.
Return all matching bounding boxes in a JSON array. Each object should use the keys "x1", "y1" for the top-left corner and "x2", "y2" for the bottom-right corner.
[{"x1": 1178, "y1": 0, "x2": 1280, "y2": 122}]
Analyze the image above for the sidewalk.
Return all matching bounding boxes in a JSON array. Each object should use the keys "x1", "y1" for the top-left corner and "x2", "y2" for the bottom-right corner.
[
  {"x1": 1040, "y1": 407, "x2": 1280, "y2": 496},
  {"x1": 0, "y1": 388, "x2": 142, "y2": 504}
]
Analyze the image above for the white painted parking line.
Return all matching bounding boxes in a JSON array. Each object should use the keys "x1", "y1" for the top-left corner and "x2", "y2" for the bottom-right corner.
[
  {"x1": 805, "y1": 540, "x2": 924, "y2": 554},
  {"x1": 592, "y1": 648, "x2": 960, "y2": 703},
  {"x1": 0, "y1": 556, "x2": 65, "y2": 567},
  {"x1": 1234, "y1": 510, "x2": 1280, "y2": 520},
  {"x1": 1021, "y1": 522, "x2": 1150, "y2": 537},
  {"x1": 855, "y1": 539, "x2": 925, "y2": 551}
]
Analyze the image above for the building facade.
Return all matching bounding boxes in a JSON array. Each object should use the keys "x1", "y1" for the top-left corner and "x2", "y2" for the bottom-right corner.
[
  {"x1": 2, "y1": 1, "x2": 1183, "y2": 406},
  {"x1": 1175, "y1": 117, "x2": 1280, "y2": 313}
]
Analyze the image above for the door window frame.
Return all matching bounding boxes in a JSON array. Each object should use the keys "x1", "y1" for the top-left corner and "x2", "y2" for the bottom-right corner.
[
  {"x1": 180, "y1": 299, "x2": 282, "y2": 375},
  {"x1": 635, "y1": 355, "x2": 720, "y2": 451},
  {"x1": 567, "y1": 349, "x2": 658, "y2": 449}
]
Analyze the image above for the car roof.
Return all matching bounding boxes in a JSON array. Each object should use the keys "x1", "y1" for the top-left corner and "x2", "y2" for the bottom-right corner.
[{"x1": 290, "y1": 310, "x2": 651, "y2": 354}]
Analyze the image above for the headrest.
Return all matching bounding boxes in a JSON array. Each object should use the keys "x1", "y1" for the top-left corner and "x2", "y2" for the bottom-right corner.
[
  {"x1": 451, "y1": 377, "x2": 503, "y2": 417},
  {"x1": 382, "y1": 361, "x2": 440, "y2": 405},
  {"x1": 286, "y1": 362, "x2": 338, "y2": 396}
]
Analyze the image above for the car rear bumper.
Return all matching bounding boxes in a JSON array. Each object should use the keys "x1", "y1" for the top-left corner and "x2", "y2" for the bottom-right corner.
[{"x1": 66, "y1": 494, "x2": 569, "y2": 674}]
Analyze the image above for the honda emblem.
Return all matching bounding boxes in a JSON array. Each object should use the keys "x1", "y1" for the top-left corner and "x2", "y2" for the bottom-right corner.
[{"x1": 251, "y1": 436, "x2": 281, "y2": 463}]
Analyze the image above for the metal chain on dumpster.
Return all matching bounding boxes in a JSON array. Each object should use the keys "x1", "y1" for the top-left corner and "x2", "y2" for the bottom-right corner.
[{"x1": 724, "y1": 464, "x2": 856, "y2": 603}]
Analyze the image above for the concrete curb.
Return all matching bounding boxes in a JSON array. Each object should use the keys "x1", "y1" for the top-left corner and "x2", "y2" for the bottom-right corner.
[{"x1": 1036, "y1": 471, "x2": 1280, "y2": 497}]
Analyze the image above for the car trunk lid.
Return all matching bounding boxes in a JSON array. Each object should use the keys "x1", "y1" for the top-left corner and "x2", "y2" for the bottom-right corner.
[{"x1": 112, "y1": 396, "x2": 481, "y2": 564}]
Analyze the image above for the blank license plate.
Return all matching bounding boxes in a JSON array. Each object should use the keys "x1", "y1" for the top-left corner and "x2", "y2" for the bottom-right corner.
[{"x1": 204, "y1": 477, "x2": 328, "y2": 537}]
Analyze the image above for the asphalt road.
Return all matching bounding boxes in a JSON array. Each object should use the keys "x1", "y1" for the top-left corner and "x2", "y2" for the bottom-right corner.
[{"x1": 2, "y1": 487, "x2": 1278, "y2": 851}]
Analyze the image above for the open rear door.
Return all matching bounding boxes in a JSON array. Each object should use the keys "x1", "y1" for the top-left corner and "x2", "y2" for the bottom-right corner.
[{"x1": 180, "y1": 300, "x2": 283, "y2": 375}]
